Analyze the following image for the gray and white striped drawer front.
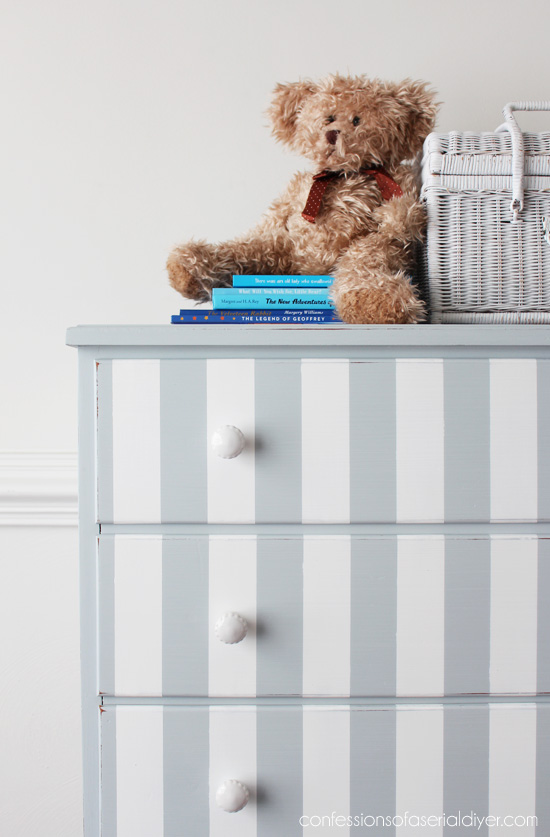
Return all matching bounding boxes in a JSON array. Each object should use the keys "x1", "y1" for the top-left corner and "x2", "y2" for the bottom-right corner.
[
  {"x1": 101, "y1": 703, "x2": 550, "y2": 836},
  {"x1": 96, "y1": 357, "x2": 550, "y2": 524},
  {"x1": 98, "y1": 534, "x2": 550, "y2": 698}
]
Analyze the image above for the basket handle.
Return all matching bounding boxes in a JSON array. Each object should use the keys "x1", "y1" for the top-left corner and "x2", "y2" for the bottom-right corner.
[{"x1": 496, "y1": 101, "x2": 550, "y2": 219}]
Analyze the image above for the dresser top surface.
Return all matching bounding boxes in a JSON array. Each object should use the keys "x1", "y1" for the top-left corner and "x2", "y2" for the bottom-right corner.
[{"x1": 66, "y1": 323, "x2": 550, "y2": 348}]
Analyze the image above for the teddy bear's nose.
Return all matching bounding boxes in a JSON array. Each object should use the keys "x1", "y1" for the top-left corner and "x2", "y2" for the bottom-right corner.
[{"x1": 326, "y1": 130, "x2": 340, "y2": 145}]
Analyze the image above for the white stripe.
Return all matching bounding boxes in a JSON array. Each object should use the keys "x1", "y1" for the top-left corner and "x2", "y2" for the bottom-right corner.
[
  {"x1": 489, "y1": 704, "x2": 537, "y2": 835},
  {"x1": 112, "y1": 360, "x2": 161, "y2": 523},
  {"x1": 303, "y1": 536, "x2": 351, "y2": 697},
  {"x1": 301, "y1": 359, "x2": 350, "y2": 523},
  {"x1": 303, "y1": 706, "x2": 350, "y2": 834},
  {"x1": 490, "y1": 536, "x2": 538, "y2": 694},
  {"x1": 396, "y1": 359, "x2": 444, "y2": 523},
  {"x1": 116, "y1": 706, "x2": 164, "y2": 837},
  {"x1": 396, "y1": 706, "x2": 444, "y2": 836},
  {"x1": 209, "y1": 707, "x2": 257, "y2": 837},
  {"x1": 207, "y1": 359, "x2": 255, "y2": 523},
  {"x1": 396, "y1": 537, "x2": 445, "y2": 696},
  {"x1": 114, "y1": 536, "x2": 163, "y2": 696},
  {"x1": 208, "y1": 537, "x2": 257, "y2": 697},
  {"x1": 490, "y1": 359, "x2": 538, "y2": 521}
]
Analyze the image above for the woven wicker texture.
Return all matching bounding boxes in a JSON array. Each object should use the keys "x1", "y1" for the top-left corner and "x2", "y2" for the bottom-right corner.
[{"x1": 421, "y1": 103, "x2": 550, "y2": 322}]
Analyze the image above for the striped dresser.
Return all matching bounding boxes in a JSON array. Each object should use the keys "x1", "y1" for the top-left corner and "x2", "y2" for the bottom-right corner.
[{"x1": 67, "y1": 324, "x2": 550, "y2": 836}]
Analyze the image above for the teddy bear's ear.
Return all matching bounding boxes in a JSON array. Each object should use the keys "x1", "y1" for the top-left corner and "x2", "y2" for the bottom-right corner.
[
  {"x1": 268, "y1": 80, "x2": 317, "y2": 145},
  {"x1": 392, "y1": 79, "x2": 439, "y2": 158}
]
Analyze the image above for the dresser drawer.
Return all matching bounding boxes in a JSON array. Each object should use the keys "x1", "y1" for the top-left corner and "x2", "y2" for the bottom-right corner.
[
  {"x1": 98, "y1": 533, "x2": 550, "y2": 698},
  {"x1": 96, "y1": 357, "x2": 550, "y2": 524},
  {"x1": 101, "y1": 702, "x2": 549, "y2": 836}
]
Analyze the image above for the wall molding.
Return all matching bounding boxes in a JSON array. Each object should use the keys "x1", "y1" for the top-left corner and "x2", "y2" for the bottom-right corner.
[{"x1": 0, "y1": 451, "x2": 78, "y2": 526}]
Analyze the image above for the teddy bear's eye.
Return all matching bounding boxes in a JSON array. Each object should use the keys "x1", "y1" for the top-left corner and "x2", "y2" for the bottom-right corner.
[
  {"x1": 326, "y1": 115, "x2": 336, "y2": 124},
  {"x1": 352, "y1": 116, "x2": 360, "y2": 126}
]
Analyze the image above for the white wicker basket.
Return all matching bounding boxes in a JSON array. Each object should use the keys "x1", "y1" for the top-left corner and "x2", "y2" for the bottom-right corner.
[{"x1": 420, "y1": 102, "x2": 550, "y2": 323}]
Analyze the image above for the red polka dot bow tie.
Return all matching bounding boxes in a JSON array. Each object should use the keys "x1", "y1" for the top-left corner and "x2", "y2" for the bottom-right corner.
[{"x1": 301, "y1": 167, "x2": 403, "y2": 223}]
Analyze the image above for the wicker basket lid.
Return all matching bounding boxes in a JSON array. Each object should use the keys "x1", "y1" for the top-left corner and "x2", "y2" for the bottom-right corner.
[{"x1": 423, "y1": 131, "x2": 550, "y2": 179}]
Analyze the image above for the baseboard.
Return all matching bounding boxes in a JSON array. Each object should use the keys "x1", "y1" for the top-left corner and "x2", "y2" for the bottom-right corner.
[{"x1": 0, "y1": 451, "x2": 78, "y2": 526}]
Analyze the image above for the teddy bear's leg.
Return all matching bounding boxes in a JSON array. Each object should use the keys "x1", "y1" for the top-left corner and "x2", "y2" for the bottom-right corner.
[
  {"x1": 167, "y1": 233, "x2": 295, "y2": 302},
  {"x1": 332, "y1": 194, "x2": 427, "y2": 324},
  {"x1": 333, "y1": 267, "x2": 425, "y2": 324},
  {"x1": 332, "y1": 234, "x2": 426, "y2": 325}
]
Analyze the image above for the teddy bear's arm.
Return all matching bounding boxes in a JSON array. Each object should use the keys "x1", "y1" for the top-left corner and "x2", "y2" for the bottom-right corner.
[
  {"x1": 370, "y1": 190, "x2": 427, "y2": 246},
  {"x1": 166, "y1": 178, "x2": 303, "y2": 302}
]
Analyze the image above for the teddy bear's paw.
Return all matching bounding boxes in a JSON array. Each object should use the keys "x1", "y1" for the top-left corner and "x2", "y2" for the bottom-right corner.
[
  {"x1": 373, "y1": 195, "x2": 427, "y2": 244},
  {"x1": 335, "y1": 275, "x2": 426, "y2": 324},
  {"x1": 166, "y1": 246, "x2": 212, "y2": 302},
  {"x1": 167, "y1": 259, "x2": 209, "y2": 302}
]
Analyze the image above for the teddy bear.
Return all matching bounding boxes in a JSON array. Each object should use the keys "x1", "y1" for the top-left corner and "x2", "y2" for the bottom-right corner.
[{"x1": 166, "y1": 73, "x2": 438, "y2": 323}]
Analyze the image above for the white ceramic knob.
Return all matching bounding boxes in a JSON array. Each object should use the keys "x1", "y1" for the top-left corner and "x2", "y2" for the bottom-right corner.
[
  {"x1": 215, "y1": 611, "x2": 248, "y2": 644},
  {"x1": 215, "y1": 779, "x2": 250, "y2": 813},
  {"x1": 211, "y1": 425, "x2": 245, "y2": 459}
]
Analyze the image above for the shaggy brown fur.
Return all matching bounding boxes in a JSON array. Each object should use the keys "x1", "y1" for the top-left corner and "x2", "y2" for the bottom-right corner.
[{"x1": 167, "y1": 74, "x2": 438, "y2": 323}]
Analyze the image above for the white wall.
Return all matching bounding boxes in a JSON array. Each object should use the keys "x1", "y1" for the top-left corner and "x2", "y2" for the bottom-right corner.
[
  {"x1": 2, "y1": 0, "x2": 549, "y2": 833},
  {"x1": 0, "y1": 526, "x2": 81, "y2": 837},
  {"x1": 3, "y1": 0, "x2": 550, "y2": 448}
]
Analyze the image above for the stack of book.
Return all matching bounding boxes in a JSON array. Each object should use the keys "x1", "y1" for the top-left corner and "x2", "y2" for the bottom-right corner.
[{"x1": 171, "y1": 275, "x2": 341, "y2": 323}]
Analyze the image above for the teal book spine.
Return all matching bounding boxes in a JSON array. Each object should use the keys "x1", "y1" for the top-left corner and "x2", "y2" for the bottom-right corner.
[
  {"x1": 212, "y1": 288, "x2": 334, "y2": 309},
  {"x1": 232, "y1": 275, "x2": 333, "y2": 287}
]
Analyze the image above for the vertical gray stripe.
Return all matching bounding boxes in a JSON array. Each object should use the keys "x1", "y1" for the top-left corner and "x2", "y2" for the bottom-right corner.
[
  {"x1": 163, "y1": 707, "x2": 209, "y2": 836},
  {"x1": 536, "y1": 705, "x2": 550, "y2": 832},
  {"x1": 97, "y1": 537, "x2": 115, "y2": 696},
  {"x1": 351, "y1": 538, "x2": 397, "y2": 696},
  {"x1": 160, "y1": 360, "x2": 207, "y2": 523},
  {"x1": 100, "y1": 707, "x2": 117, "y2": 837},
  {"x1": 538, "y1": 360, "x2": 550, "y2": 521},
  {"x1": 445, "y1": 537, "x2": 491, "y2": 696},
  {"x1": 79, "y1": 349, "x2": 101, "y2": 835},
  {"x1": 444, "y1": 360, "x2": 490, "y2": 522},
  {"x1": 257, "y1": 706, "x2": 302, "y2": 835},
  {"x1": 350, "y1": 361, "x2": 396, "y2": 523},
  {"x1": 97, "y1": 360, "x2": 114, "y2": 522},
  {"x1": 162, "y1": 537, "x2": 209, "y2": 696},
  {"x1": 350, "y1": 707, "x2": 396, "y2": 833},
  {"x1": 254, "y1": 360, "x2": 302, "y2": 523},
  {"x1": 444, "y1": 705, "x2": 489, "y2": 836},
  {"x1": 256, "y1": 538, "x2": 303, "y2": 696},
  {"x1": 537, "y1": 539, "x2": 550, "y2": 693}
]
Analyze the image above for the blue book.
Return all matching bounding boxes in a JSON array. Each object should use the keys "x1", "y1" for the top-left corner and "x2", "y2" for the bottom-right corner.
[
  {"x1": 232, "y1": 274, "x2": 333, "y2": 287},
  {"x1": 212, "y1": 288, "x2": 334, "y2": 309},
  {"x1": 171, "y1": 309, "x2": 341, "y2": 324}
]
